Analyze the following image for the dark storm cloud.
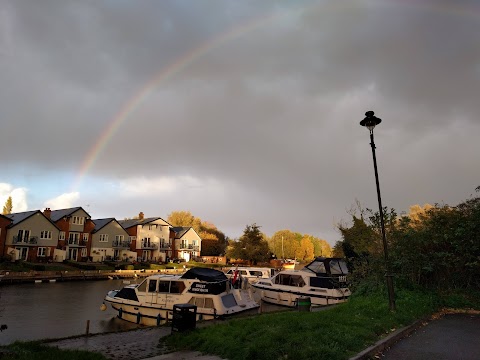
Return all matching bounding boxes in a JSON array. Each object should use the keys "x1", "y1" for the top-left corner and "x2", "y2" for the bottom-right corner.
[{"x1": 1, "y1": 0, "x2": 479, "y2": 240}]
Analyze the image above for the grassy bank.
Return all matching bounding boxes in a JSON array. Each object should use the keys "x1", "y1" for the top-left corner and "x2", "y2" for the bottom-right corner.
[
  {"x1": 0, "y1": 342, "x2": 108, "y2": 360},
  {"x1": 164, "y1": 288, "x2": 479, "y2": 360}
]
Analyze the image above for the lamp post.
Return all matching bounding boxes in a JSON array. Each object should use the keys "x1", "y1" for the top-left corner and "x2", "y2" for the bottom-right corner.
[{"x1": 360, "y1": 110, "x2": 396, "y2": 311}]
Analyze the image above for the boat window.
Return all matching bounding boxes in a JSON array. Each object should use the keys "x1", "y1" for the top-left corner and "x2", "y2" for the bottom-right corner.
[
  {"x1": 115, "y1": 288, "x2": 139, "y2": 302},
  {"x1": 250, "y1": 271, "x2": 263, "y2": 277},
  {"x1": 137, "y1": 280, "x2": 147, "y2": 292},
  {"x1": 148, "y1": 279, "x2": 157, "y2": 292},
  {"x1": 169, "y1": 281, "x2": 186, "y2": 294},
  {"x1": 307, "y1": 261, "x2": 326, "y2": 274},
  {"x1": 221, "y1": 293, "x2": 238, "y2": 308},
  {"x1": 274, "y1": 274, "x2": 305, "y2": 287},
  {"x1": 158, "y1": 281, "x2": 170, "y2": 293},
  {"x1": 290, "y1": 275, "x2": 305, "y2": 287},
  {"x1": 226, "y1": 270, "x2": 233, "y2": 275},
  {"x1": 240, "y1": 270, "x2": 248, "y2": 276},
  {"x1": 329, "y1": 260, "x2": 349, "y2": 275}
]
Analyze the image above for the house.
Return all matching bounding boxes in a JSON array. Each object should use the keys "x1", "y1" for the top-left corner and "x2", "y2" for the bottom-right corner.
[
  {"x1": 172, "y1": 226, "x2": 202, "y2": 262},
  {"x1": 0, "y1": 214, "x2": 13, "y2": 258},
  {"x1": 4, "y1": 210, "x2": 60, "y2": 262},
  {"x1": 91, "y1": 218, "x2": 132, "y2": 262},
  {"x1": 45, "y1": 207, "x2": 94, "y2": 262},
  {"x1": 119, "y1": 212, "x2": 174, "y2": 262}
]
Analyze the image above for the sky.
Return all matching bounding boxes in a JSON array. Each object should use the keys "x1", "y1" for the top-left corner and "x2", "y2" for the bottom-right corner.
[{"x1": 1, "y1": 0, "x2": 479, "y2": 245}]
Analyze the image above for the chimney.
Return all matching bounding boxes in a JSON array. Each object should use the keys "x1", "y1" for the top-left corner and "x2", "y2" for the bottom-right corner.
[
  {"x1": 139, "y1": 212, "x2": 144, "y2": 220},
  {"x1": 44, "y1": 208, "x2": 51, "y2": 219}
]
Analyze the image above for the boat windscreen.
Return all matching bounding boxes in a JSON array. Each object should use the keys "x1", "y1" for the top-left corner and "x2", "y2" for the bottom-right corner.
[
  {"x1": 180, "y1": 267, "x2": 228, "y2": 282},
  {"x1": 329, "y1": 259, "x2": 349, "y2": 274},
  {"x1": 304, "y1": 258, "x2": 327, "y2": 274}
]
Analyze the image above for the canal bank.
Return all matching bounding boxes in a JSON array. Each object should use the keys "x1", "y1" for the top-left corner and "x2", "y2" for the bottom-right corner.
[{"x1": 0, "y1": 268, "x2": 183, "y2": 285}]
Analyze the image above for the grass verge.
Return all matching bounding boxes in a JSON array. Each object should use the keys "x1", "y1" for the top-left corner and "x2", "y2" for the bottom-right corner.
[
  {"x1": 0, "y1": 341, "x2": 108, "y2": 360},
  {"x1": 164, "y1": 288, "x2": 478, "y2": 360}
]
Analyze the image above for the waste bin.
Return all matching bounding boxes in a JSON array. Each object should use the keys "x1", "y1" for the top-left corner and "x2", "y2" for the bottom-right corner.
[
  {"x1": 171, "y1": 304, "x2": 197, "y2": 333},
  {"x1": 297, "y1": 296, "x2": 311, "y2": 312}
]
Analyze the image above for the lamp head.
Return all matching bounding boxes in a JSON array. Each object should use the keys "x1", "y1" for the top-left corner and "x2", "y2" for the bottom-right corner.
[{"x1": 360, "y1": 111, "x2": 382, "y2": 132}]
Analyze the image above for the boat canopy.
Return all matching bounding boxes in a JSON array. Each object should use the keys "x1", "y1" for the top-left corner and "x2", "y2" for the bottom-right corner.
[
  {"x1": 180, "y1": 267, "x2": 228, "y2": 282},
  {"x1": 304, "y1": 257, "x2": 349, "y2": 275}
]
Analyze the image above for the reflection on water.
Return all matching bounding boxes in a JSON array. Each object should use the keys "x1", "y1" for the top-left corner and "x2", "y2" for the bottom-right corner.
[{"x1": 0, "y1": 279, "x2": 143, "y2": 345}]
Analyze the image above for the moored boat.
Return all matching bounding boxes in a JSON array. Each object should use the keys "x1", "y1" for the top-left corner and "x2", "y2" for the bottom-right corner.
[
  {"x1": 103, "y1": 267, "x2": 258, "y2": 326},
  {"x1": 224, "y1": 267, "x2": 275, "y2": 284},
  {"x1": 252, "y1": 257, "x2": 351, "y2": 307}
]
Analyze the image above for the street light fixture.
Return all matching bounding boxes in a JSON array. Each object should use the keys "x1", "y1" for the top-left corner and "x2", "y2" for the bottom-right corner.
[{"x1": 360, "y1": 110, "x2": 396, "y2": 311}]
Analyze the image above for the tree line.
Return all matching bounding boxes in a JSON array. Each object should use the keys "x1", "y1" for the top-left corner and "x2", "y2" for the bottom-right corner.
[{"x1": 333, "y1": 191, "x2": 480, "y2": 292}]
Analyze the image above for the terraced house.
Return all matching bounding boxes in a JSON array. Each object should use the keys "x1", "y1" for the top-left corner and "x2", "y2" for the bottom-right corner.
[
  {"x1": 3, "y1": 210, "x2": 60, "y2": 262},
  {"x1": 90, "y1": 218, "x2": 133, "y2": 262},
  {"x1": 119, "y1": 212, "x2": 175, "y2": 263},
  {"x1": 172, "y1": 226, "x2": 202, "y2": 262},
  {"x1": 45, "y1": 207, "x2": 95, "y2": 262}
]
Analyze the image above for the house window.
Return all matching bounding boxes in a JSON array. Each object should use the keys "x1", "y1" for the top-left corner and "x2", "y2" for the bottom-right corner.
[
  {"x1": 81, "y1": 248, "x2": 87, "y2": 257},
  {"x1": 69, "y1": 233, "x2": 80, "y2": 245},
  {"x1": 130, "y1": 236, "x2": 136, "y2": 241},
  {"x1": 72, "y1": 216, "x2": 84, "y2": 225},
  {"x1": 59, "y1": 232, "x2": 65, "y2": 240},
  {"x1": 99, "y1": 234, "x2": 108, "y2": 242},
  {"x1": 37, "y1": 247, "x2": 47, "y2": 257},
  {"x1": 40, "y1": 231, "x2": 52, "y2": 240},
  {"x1": 115, "y1": 235, "x2": 124, "y2": 242},
  {"x1": 83, "y1": 233, "x2": 88, "y2": 242}
]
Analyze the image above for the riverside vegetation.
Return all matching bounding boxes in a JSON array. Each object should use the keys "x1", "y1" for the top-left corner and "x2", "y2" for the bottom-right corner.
[{"x1": 1, "y1": 192, "x2": 479, "y2": 360}]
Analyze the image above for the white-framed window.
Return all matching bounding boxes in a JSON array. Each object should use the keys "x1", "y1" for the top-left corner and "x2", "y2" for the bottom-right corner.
[
  {"x1": 59, "y1": 231, "x2": 65, "y2": 240},
  {"x1": 40, "y1": 231, "x2": 52, "y2": 240},
  {"x1": 37, "y1": 247, "x2": 47, "y2": 257},
  {"x1": 99, "y1": 234, "x2": 108, "y2": 242},
  {"x1": 83, "y1": 233, "x2": 89, "y2": 242},
  {"x1": 81, "y1": 248, "x2": 87, "y2": 257},
  {"x1": 130, "y1": 236, "x2": 137, "y2": 241},
  {"x1": 69, "y1": 232, "x2": 80, "y2": 245},
  {"x1": 115, "y1": 235, "x2": 124, "y2": 242},
  {"x1": 72, "y1": 216, "x2": 84, "y2": 225}
]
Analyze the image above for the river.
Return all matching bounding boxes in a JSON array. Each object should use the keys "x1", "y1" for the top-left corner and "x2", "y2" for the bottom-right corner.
[{"x1": 0, "y1": 279, "x2": 142, "y2": 345}]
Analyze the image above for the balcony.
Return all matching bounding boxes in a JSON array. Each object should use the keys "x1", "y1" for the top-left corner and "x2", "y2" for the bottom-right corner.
[
  {"x1": 68, "y1": 239, "x2": 88, "y2": 247},
  {"x1": 140, "y1": 243, "x2": 158, "y2": 250},
  {"x1": 159, "y1": 243, "x2": 171, "y2": 250},
  {"x1": 13, "y1": 236, "x2": 38, "y2": 245},
  {"x1": 112, "y1": 240, "x2": 131, "y2": 248},
  {"x1": 179, "y1": 244, "x2": 200, "y2": 251}
]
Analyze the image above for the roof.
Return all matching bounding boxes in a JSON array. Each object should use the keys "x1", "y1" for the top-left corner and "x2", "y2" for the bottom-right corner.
[
  {"x1": 180, "y1": 267, "x2": 227, "y2": 282},
  {"x1": 5, "y1": 210, "x2": 59, "y2": 229},
  {"x1": 50, "y1": 207, "x2": 87, "y2": 222},
  {"x1": 5, "y1": 210, "x2": 41, "y2": 226},
  {"x1": 172, "y1": 226, "x2": 191, "y2": 238},
  {"x1": 118, "y1": 217, "x2": 171, "y2": 229},
  {"x1": 92, "y1": 218, "x2": 116, "y2": 232}
]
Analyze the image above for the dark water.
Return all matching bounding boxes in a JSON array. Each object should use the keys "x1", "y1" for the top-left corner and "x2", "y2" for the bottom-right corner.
[{"x1": 0, "y1": 279, "x2": 143, "y2": 345}]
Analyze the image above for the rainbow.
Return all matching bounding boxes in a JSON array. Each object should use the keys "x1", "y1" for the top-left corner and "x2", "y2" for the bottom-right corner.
[
  {"x1": 72, "y1": 0, "x2": 477, "y2": 191},
  {"x1": 71, "y1": 7, "x2": 299, "y2": 192}
]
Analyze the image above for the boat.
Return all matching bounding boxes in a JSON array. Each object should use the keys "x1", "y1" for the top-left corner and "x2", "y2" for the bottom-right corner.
[
  {"x1": 103, "y1": 267, "x2": 259, "y2": 326},
  {"x1": 224, "y1": 267, "x2": 276, "y2": 285},
  {"x1": 251, "y1": 257, "x2": 351, "y2": 307}
]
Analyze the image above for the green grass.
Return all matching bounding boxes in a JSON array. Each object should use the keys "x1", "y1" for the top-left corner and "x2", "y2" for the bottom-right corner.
[
  {"x1": 0, "y1": 342, "x2": 108, "y2": 360},
  {"x1": 164, "y1": 288, "x2": 477, "y2": 360}
]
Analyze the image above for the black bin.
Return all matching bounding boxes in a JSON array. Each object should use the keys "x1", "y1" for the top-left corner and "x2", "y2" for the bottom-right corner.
[{"x1": 171, "y1": 304, "x2": 197, "y2": 333}]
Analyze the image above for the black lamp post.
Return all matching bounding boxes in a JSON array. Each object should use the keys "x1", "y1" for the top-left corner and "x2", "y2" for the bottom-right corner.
[{"x1": 360, "y1": 110, "x2": 396, "y2": 311}]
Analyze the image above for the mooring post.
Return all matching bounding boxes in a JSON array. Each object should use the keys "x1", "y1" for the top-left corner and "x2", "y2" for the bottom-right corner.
[{"x1": 86, "y1": 320, "x2": 90, "y2": 336}]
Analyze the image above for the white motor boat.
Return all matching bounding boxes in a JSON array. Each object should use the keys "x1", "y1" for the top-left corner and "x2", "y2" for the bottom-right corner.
[
  {"x1": 224, "y1": 267, "x2": 276, "y2": 285},
  {"x1": 252, "y1": 257, "x2": 351, "y2": 307},
  {"x1": 103, "y1": 267, "x2": 259, "y2": 326}
]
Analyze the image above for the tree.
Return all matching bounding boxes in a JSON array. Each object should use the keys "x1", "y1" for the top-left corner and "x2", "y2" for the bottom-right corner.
[
  {"x1": 227, "y1": 223, "x2": 270, "y2": 265},
  {"x1": 2, "y1": 196, "x2": 12, "y2": 215}
]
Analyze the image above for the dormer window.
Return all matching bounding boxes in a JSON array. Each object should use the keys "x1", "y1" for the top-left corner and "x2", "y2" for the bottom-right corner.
[{"x1": 72, "y1": 216, "x2": 84, "y2": 225}]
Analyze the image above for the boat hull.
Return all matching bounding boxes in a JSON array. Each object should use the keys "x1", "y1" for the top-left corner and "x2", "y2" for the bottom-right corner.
[{"x1": 254, "y1": 285, "x2": 350, "y2": 307}]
